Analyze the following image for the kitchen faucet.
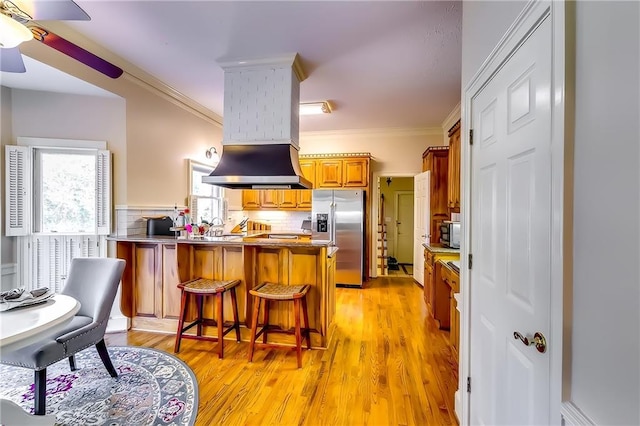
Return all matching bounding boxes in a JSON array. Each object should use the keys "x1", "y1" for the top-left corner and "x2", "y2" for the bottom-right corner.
[{"x1": 209, "y1": 217, "x2": 224, "y2": 236}]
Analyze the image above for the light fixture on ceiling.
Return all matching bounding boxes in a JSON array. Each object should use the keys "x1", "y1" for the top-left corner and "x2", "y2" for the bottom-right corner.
[
  {"x1": 0, "y1": 13, "x2": 32, "y2": 49},
  {"x1": 299, "y1": 101, "x2": 332, "y2": 116},
  {"x1": 205, "y1": 146, "x2": 220, "y2": 163}
]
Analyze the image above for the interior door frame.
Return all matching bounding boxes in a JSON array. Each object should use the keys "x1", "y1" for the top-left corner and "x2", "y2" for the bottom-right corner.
[
  {"x1": 460, "y1": 0, "x2": 570, "y2": 423},
  {"x1": 393, "y1": 190, "x2": 414, "y2": 264},
  {"x1": 369, "y1": 172, "x2": 416, "y2": 278}
]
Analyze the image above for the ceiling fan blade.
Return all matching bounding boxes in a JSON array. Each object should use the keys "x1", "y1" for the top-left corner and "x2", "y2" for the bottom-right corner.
[
  {"x1": 33, "y1": 27, "x2": 123, "y2": 78},
  {"x1": 0, "y1": 47, "x2": 26, "y2": 73},
  {"x1": 15, "y1": 0, "x2": 90, "y2": 21}
]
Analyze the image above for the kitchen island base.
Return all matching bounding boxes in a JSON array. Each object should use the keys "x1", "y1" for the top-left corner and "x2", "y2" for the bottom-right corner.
[{"x1": 114, "y1": 236, "x2": 336, "y2": 349}]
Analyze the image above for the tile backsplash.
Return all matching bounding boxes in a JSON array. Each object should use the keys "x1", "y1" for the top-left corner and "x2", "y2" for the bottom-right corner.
[{"x1": 115, "y1": 206, "x2": 311, "y2": 236}]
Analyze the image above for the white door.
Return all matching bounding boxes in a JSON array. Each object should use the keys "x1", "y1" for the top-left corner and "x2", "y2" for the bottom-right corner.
[
  {"x1": 395, "y1": 191, "x2": 414, "y2": 264},
  {"x1": 413, "y1": 171, "x2": 429, "y2": 285},
  {"x1": 469, "y1": 16, "x2": 552, "y2": 425}
]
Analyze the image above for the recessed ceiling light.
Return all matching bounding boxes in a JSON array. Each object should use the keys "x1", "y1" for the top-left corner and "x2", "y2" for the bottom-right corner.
[{"x1": 299, "y1": 101, "x2": 332, "y2": 115}]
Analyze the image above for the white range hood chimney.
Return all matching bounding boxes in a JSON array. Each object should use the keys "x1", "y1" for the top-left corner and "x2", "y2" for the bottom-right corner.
[{"x1": 203, "y1": 53, "x2": 311, "y2": 189}]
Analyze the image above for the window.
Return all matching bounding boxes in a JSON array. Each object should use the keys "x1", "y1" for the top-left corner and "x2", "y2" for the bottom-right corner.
[
  {"x1": 188, "y1": 160, "x2": 224, "y2": 224},
  {"x1": 5, "y1": 138, "x2": 111, "y2": 291},
  {"x1": 34, "y1": 149, "x2": 97, "y2": 233}
]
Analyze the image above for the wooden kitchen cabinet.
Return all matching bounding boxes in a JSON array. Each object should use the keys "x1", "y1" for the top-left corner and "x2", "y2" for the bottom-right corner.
[
  {"x1": 314, "y1": 156, "x2": 369, "y2": 188},
  {"x1": 439, "y1": 260, "x2": 460, "y2": 361},
  {"x1": 423, "y1": 245, "x2": 459, "y2": 319},
  {"x1": 242, "y1": 190, "x2": 261, "y2": 209},
  {"x1": 342, "y1": 158, "x2": 369, "y2": 187},
  {"x1": 297, "y1": 159, "x2": 316, "y2": 209},
  {"x1": 243, "y1": 154, "x2": 370, "y2": 210},
  {"x1": 447, "y1": 120, "x2": 461, "y2": 212},
  {"x1": 316, "y1": 159, "x2": 343, "y2": 187},
  {"x1": 422, "y1": 146, "x2": 449, "y2": 244}
]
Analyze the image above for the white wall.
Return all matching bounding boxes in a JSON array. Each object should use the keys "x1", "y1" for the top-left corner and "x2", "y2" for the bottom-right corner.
[
  {"x1": 300, "y1": 128, "x2": 444, "y2": 175},
  {"x1": 462, "y1": 1, "x2": 640, "y2": 424},
  {"x1": 462, "y1": 1, "x2": 527, "y2": 89},
  {"x1": 571, "y1": 2, "x2": 639, "y2": 424}
]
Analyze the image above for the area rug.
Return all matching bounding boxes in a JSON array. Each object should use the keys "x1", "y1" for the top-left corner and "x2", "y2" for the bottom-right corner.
[{"x1": 0, "y1": 346, "x2": 198, "y2": 425}]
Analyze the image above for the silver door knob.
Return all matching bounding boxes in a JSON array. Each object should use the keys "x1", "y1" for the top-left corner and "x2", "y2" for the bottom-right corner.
[{"x1": 513, "y1": 331, "x2": 547, "y2": 353}]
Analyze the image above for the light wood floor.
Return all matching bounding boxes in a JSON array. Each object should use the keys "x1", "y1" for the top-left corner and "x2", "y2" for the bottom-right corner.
[{"x1": 105, "y1": 276, "x2": 458, "y2": 425}]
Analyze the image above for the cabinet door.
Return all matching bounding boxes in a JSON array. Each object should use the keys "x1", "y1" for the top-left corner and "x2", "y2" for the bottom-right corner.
[
  {"x1": 316, "y1": 160, "x2": 343, "y2": 188},
  {"x1": 162, "y1": 244, "x2": 182, "y2": 319},
  {"x1": 134, "y1": 243, "x2": 161, "y2": 318},
  {"x1": 297, "y1": 160, "x2": 315, "y2": 209},
  {"x1": 278, "y1": 190, "x2": 298, "y2": 208},
  {"x1": 448, "y1": 126, "x2": 461, "y2": 210},
  {"x1": 299, "y1": 160, "x2": 316, "y2": 188},
  {"x1": 343, "y1": 158, "x2": 368, "y2": 187},
  {"x1": 242, "y1": 190, "x2": 261, "y2": 209},
  {"x1": 260, "y1": 190, "x2": 279, "y2": 209}
]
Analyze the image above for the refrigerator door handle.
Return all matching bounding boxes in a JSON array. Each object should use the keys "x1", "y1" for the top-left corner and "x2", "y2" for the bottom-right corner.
[{"x1": 331, "y1": 203, "x2": 337, "y2": 245}]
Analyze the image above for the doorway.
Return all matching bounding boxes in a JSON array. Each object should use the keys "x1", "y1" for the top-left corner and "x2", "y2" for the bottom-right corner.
[{"x1": 376, "y1": 176, "x2": 414, "y2": 277}]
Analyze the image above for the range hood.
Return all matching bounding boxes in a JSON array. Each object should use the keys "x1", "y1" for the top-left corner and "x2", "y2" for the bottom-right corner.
[{"x1": 203, "y1": 54, "x2": 312, "y2": 189}]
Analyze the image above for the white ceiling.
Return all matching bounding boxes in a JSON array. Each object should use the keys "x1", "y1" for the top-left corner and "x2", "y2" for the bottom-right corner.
[{"x1": 3, "y1": 1, "x2": 462, "y2": 132}]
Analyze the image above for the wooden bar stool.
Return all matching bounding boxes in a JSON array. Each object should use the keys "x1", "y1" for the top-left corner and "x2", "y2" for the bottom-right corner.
[
  {"x1": 174, "y1": 278, "x2": 241, "y2": 358},
  {"x1": 248, "y1": 283, "x2": 311, "y2": 368}
]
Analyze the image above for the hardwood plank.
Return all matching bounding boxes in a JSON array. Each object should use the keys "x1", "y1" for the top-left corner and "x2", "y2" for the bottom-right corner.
[{"x1": 105, "y1": 276, "x2": 458, "y2": 425}]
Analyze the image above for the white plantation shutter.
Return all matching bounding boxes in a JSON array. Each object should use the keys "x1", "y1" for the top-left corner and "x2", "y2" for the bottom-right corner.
[
  {"x1": 96, "y1": 150, "x2": 112, "y2": 235},
  {"x1": 5, "y1": 145, "x2": 31, "y2": 236},
  {"x1": 49, "y1": 236, "x2": 65, "y2": 293},
  {"x1": 188, "y1": 195, "x2": 198, "y2": 225},
  {"x1": 28, "y1": 235, "x2": 65, "y2": 292},
  {"x1": 80, "y1": 235, "x2": 103, "y2": 258}
]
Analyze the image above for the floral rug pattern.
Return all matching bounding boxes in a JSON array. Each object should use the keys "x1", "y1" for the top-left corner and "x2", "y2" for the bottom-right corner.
[{"x1": 0, "y1": 346, "x2": 198, "y2": 425}]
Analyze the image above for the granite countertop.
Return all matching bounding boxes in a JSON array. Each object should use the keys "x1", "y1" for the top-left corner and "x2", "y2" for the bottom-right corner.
[
  {"x1": 107, "y1": 233, "x2": 333, "y2": 248},
  {"x1": 327, "y1": 246, "x2": 339, "y2": 258},
  {"x1": 422, "y1": 241, "x2": 460, "y2": 254}
]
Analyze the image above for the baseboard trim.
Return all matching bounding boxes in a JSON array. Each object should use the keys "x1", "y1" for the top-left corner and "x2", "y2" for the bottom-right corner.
[
  {"x1": 106, "y1": 316, "x2": 129, "y2": 333},
  {"x1": 561, "y1": 401, "x2": 595, "y2": 425}
]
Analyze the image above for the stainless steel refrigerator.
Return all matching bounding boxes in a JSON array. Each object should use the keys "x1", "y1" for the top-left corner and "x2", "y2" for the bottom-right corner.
[{"x1": 312, "y1": 190, "x2": 365, "y2": 287}]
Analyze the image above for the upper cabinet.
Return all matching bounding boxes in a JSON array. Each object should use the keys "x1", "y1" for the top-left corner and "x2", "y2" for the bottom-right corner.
[
  {"x1": 314, "y1": 155, "x2": 370, "y2": 188},
  {"x1": 241, "y1": 153, "x2": 370, "y2": 210},
  {"x1": 447, "y1": 120, "x2": 461, "y2": 212},
  {"x1": 422, "y1": 146, "x2": 449, "y2": 244}
]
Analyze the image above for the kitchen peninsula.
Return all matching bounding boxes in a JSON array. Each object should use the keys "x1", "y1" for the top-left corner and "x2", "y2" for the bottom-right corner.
[{"x1": 109, "y1": 233, "x2": 337, "y2": 348}]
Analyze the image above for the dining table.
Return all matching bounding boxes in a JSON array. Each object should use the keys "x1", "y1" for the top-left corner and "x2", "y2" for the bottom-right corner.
[{"x1": 0, "y1": 293, "x2": 80, "y2": 425}]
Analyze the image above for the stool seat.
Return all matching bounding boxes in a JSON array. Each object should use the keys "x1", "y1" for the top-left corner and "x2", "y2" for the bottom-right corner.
[
  {"x1": 174, "y1": 278, "x2": 241, "y2": 358},
  {"x1": 249, "y1": 283, "x2": 309, "y2": 300},
  {"x1": 180, "y1": 278, "x2": 240, "y2": 294},
  {"x1": 248, "y1": 283, "x2": 311, "y2": 368}
]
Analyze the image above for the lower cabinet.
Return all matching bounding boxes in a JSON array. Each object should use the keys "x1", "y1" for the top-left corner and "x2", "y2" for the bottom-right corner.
[
  {"x1": 423, "y1": 246, "x2": 458, "y2": 319},
  {"x1": 439, "y1": 261, "x2": 460, "y2": 361},
  {"x1": 131, "y1": 243, "x2": 181, "y2": 320}
]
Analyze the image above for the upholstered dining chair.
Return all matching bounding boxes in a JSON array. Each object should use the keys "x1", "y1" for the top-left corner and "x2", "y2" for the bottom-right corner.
[{"x1": 0, "y1": 257, "x2": 126, "y2": 415}]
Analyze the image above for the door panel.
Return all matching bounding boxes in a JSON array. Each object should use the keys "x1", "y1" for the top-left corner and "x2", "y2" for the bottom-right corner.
[
  {"x1": 413, "y1": 171, "x2": 429, "y2": 285},
  {"x1": 395, "y1": 192, "x2": 414, "y2": 264},
  {"x1": 470, "y1": 16, "x2": 552, "y2": 425}
]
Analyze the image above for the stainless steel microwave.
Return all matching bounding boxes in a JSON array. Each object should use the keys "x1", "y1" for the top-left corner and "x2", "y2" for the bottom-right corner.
[{"x1": 440, "y1": 221, "x2": 461, "y2": 249}]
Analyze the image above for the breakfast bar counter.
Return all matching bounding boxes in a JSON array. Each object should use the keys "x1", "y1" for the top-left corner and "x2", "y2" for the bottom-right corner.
[{"x1": 109, "y1": 234, "x2": 337, "y2": 348}]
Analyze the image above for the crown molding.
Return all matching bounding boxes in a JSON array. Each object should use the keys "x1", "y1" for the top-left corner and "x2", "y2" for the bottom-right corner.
[
  {"x1": 300, "y1": 126, "x2": 443, "y2": 139},
  {"x1": 217, "y1": 53, "x2": 306, "y2": 82},
  {"x1": 442, "y1": 102, "x2": 461, "y2": 133}
]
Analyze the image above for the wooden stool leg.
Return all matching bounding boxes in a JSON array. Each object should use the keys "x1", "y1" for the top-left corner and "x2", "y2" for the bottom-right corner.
[
  {"x1": 248, "y1": 297, "x2": 261, "y2": 362},
  {"x1": 174, "y1": 290, "x2": 189, "y2": 353},
  {"x1": 230, "y1": 287, "x2": 241, "y2": 342},
  {"x1": 294, "y1": 298, "x2": 302, "y2": 368},
  {"x1": 196, "y1": 295, "x2": 204, "y2": 336},
  {"x1": 216, "y1": 292, "x2": 224, "y2": 359},
  {"x1": 262, "y1": 300, "x2": 270, "y2": 344},
  {"x1": 302, "y1": 295, "x2": 311, "y2": 350}
]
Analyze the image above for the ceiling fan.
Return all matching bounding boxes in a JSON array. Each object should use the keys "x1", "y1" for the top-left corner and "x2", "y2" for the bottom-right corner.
[{"x1": 0, "y1": 0, "x2": 122, "y2": 78}]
